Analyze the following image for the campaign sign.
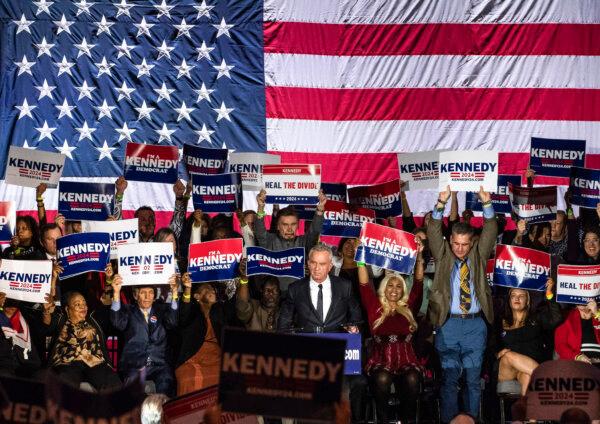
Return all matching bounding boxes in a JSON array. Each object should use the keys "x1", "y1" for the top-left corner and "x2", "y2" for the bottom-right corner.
[
  {"x1": 184, "y1": 144, "x2": 228, "y2": 176},
  {"x1": 118, "y1": 243, "x2": 175, "y2": 286},
  {"x1": 486, "y1": 259, "x2": 495, "y2": 286},
  {"x1": 58, "y1": 181, "x2": 114, "y2": 221},
  {"x1": 493, "y1": 244, "x2": 550, "y2": 291},
  {"x1": 465, "y1": 175, "x2": 521, "y2": 214},
  {"x1": 556, "y1": 265, "x2": 600, "y2": 304},
  {"x1": 0, "y1": 201, "x2": 16, "y2": 243},
  {"x1": 57, "y1": 233, "x2": 110, "y2": 279},
  {"x1": 322, "y1": 200, "x2": 376, "y2": 237},
  {"x1": 509, "y1": 184, "x2": 557, "y2": 223},
  {"x1": 261, "y1": 164, "x2": 321, "y2": 205},
  {"x1": 124, "y1": 142, "x2": 179, "y2": 183},
  {"x1": 5, "y1": 146, "x2": 65, "y2": 188},
  {"x1": 192, "y1": 172, "x2": 243, "y2": 213},
  {"x1": 46, "y1": 370, "x2": 145, "y2": 424},
  {"x1": 228, "y1": 152, "x2": 280, "y2": 191},
  {"x1": 355, "y1": 222, "x2": 418, "y2": 274},
  {"x1": 0, "y1": 260, "x2": 52, "y2": 304},
  {"x1": 570, "y1": 167, "x2": 600, "y2": 209},
  {"x1": 293, "y1": 183, "x2": 348, "y2": 220},
  {"x1": 348, "y1": 179, "x2": 402, "y2": 219},
  {"x1": 530, "y1": 137, "x2": 586, "y2": 178},
  {"x1": 438, "y1": 150, "x2": 498, "y2": 192},
  {"x1": 0, "y1": 375, "x2": 47, "y2": 423},
  {"x1": 188, "y1": 239, "x2": 243, "y2": 282},
  {"x1": 81, "y1": 219, "x2": 139, "y2": 259},
  {"x1": 246, "y1": 246, "x2": 305, "y2": 279},
  {"x1": 163, "y1": 385, "x2": 257, "y2": 424},
  {"x1": 219, "y1": 328, "x2": 345, "y2": 421},
  {"x1": 310, "y1": 333, "x2": 362, "y2": 375},
  {"x1": 398, "y1": 150, "x2": 443, "y2": 191}
]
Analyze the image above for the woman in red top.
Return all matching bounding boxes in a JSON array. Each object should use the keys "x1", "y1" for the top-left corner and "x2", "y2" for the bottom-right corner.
[{"x1": 358, "y1": 239, "x2": 425, "y2": 424}]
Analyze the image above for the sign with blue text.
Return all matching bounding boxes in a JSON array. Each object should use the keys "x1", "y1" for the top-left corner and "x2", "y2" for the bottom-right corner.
[
  {"x1": 57, "y1": 233, "x2": 111, "y2": 279},
  {"x1": 530, "y1": 137, "x2": 586, "y2": 178},
  {"x1": 261, "y1": 164, "x2": 321, "y2": 205},
  {"x1": 5, "y1": 146, "x2": 65, "y2": 188},
  {"x1": 58, "y1": 181, "x2": 114, "y2": 221},
  {"x1": 0, "y1": 259, "x2": 52, "y2": 303},
  {"x1": 556, "y1": 264, "x2": 600, "y2": 304},
  {"x1": 439, "y1": 150, "x2": 498, "y2": 192},
  {"x1": 246, "y1": 247, "x2": 305, "y2": 279},
  {"x1": 117, "y1": 242, "x2": 175, "y2": 286},
  {"x1": 228, "y1": 152, "x2": 280, "y2": 191},
  {"x1": 355, "y1": 222, "x2": 418, "y2": 274},
  {"x1": 398, "y1": 150, "x2": 444, "y2": 191},
  {"x1": 81, "y1": 219, "x2": 139, "y2": 260}
]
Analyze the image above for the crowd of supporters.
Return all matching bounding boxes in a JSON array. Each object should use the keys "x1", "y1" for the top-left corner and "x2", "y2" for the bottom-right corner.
[{"x1": 0, "y1": 168, "x2": 599, "y2": 424}]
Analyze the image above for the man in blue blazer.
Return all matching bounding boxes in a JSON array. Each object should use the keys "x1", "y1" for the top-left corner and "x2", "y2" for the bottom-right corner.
[{"x1": 110, "y1": 274, "x2": 179, "y2": 396}]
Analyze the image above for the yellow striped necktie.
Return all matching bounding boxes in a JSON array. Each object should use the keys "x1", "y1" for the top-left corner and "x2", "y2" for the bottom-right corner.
[{"x1": 459, "y1": 260, "x2": 471, "y2": 313}]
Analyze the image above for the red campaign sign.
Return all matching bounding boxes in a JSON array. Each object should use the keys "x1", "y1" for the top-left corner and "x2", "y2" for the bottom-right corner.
[
  {"x1": 347, "y1": 179, "x2": 402, "y2": 218},
  {"x1": 493, "y1": 244, "x2": 551, "y2": 291},
  {"x1": 124, "y1": 142, "x2": 179, "y2": 183},
  {"x1": 188, "y1": 238, "x2": 243, "y2": 282}
]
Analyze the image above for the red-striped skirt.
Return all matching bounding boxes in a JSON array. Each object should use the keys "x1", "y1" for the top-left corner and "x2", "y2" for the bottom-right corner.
[{"x1": 366, "y1": 335, "x2": 425, "y2": 376}]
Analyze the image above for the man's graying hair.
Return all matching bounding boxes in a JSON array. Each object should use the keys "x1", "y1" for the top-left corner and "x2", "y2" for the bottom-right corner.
[
  {"x1": 309, "y1": 244, "x2": 333, "y2": 261},
  {"x1": 451, "y1": 222, "x2": 475, "y2": 239}
]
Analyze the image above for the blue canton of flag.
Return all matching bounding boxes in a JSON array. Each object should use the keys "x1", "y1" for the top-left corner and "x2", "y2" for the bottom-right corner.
[{"x1": 0, "y1": 0, "x2": 265, "y2": 179}]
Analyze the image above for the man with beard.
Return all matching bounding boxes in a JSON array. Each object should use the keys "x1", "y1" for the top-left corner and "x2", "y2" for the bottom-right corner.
[{"x1": 236, "y1": 276, "x2": 280, "y2": 332}]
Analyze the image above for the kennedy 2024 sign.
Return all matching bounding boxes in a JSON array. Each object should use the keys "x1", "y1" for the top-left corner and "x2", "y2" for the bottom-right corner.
[
  {"x1": 261, "y1": 164, "x2": 321, "y2": 205},
  {"x1": 493, "y1": 244, "x2": 550, "y2": 291},
  {"x1": 355, "y1": 222, "x2": 418, "y2": 274},
  {"x1": 192, "y1": 172, "x2": 243, "y2": 213},
  {"x1": 570, "y1": 167, "x2": 600, "y2": 209},
  {"x1": 438, "y1": 150, "x2": 498, "y2": 192},
  {"x1": 5, "y1": 146, "x2": 65, "y2": 188},
  {"x1": 183, "y1": 145, "x2": 228, "y2": 176},
  {"x1": 117, "y1": 243, "x2": 175, "y2": 286},
  {"x1": 57, "y1": 233, "x2": 111, "y2": 279},
  {"x1": 530, "y1": 137, "x2": 586, "y2": 178},
  {"x1": 557, "y1": 265, "x2": 600, "y2": 305},
  {"x1": 0, "y1": 259, "x2": 52, "y2": 304},
  {"x1": 124, "y1": 142, "x2": 179, "y2": 183},
  {"x1": 81, "y1": 219, "x2": 139, "y2": 260},
  {"x1": 58, "y1": 181, "x2": 114, "y2": 221},
  {"x1": 188, "y1": 239, "x2": 243, "y2": 282}
]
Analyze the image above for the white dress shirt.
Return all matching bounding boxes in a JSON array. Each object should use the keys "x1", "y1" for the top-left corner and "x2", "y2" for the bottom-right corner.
[{"x1": 309, "y1": 277, "x2": 332, "y2": 321}]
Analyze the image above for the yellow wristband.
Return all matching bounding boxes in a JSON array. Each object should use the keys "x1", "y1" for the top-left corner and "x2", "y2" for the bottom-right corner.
[
  {"x1": 239, "y1": 279, "x2": 249, "y2": 285},
  {"x1": 183, "y1": 293, "x2": 191, "y2": 299},
  {"x1": 546, "y1": 292, "x2": 554, "y2": 300}
]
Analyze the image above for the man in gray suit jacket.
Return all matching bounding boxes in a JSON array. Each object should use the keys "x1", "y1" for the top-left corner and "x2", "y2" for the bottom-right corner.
[{"x1": 427, "y1": 185, "x2": 497, "y2": 423}]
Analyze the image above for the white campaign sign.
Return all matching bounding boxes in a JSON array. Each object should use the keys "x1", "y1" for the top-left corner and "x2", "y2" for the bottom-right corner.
[
  {"x1": 5, "y1": 146, "x2": 66, "y2": 188},
  {"x1": 81, "y1": 219, "x2": 139, "y2": 259},
  {"x1": 398, "y1": 150, "x2": 444, "y2": 191},
  {"x1": 261, "y1": 164, "x2": 321, "y2": 204},
  {"x1": 117, "y1": 243, "x2": 175, "y2": 286},
  {"x1": 0, "y1": 259, "x2": 53, "y2": 303},
  {"x1": 438, "y1": 150, "x2": 498, "y2": 192},
  {"x1": 557, "y1": 264, "x2": 600, "y2": 305},
  {"x1": 228, "y1": 152, "x2": 281, "y2": 191}
]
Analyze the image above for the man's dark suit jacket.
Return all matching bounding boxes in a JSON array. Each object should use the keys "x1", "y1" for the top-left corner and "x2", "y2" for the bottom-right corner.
[{"x1": 277, "y1": 276, "x2": 362, "y2": 333}]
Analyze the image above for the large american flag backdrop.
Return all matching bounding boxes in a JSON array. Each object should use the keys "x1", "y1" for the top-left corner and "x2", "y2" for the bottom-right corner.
[{"x1": 1, "y1": 0, "x2": 599, "y2": 222}]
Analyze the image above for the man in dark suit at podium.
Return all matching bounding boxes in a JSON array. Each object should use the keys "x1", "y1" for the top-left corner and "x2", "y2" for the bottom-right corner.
[{"x1": 278, "y1": 244, "x2": 362, "y2": 333}]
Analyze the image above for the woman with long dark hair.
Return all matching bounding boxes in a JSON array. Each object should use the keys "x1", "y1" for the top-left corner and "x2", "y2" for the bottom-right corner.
[{"x1": 2, "y1": 215, "x2": 44, "y2": 260}]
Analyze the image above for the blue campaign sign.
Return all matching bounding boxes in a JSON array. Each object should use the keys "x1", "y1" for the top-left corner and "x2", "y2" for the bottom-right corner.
[
  {"x1": 192, "y1": 173, "x2": 243, "y2": 213},
  {"x1": 570, "y1": 167, "x2": 600, "y2": 209},
  {"x1": 58, "y1": 181, "x2": 114, "y2": 221},
  {"x1": 529, "y1": 137, "x2": 586, "y2": 178},
  {"x1": 493, "y1": 244, "x2": 550, "y2": 291},
  {"x1": 466, "y1": 175, "x2": 521, "y2": 214},
  {"x1": 246, "y1": 246, "x2": 305, "y2": 279},
  {"x1": 321, "y1": 183, "x2": 347, "y2": 202},
  {"x1": 56, "y1": 233, "x2": 111, "y2": 279},
  {"x1": 183, "y1": 144, "x2": 228, "y2": 176},
  {"x1": 355, "y1": 223, "x2": 418, "y2": 274},
  {"x1": 309, "y1": 332, "x2": 362, "y2": 375}
]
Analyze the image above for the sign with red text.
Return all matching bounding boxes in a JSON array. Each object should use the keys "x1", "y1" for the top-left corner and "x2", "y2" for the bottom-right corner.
[
  {"x1": 493, "y1": 245, "x2": 550, "y2": 291},
  {"x1": 124, "y1": 142, "x2": 179, "y2": 183},
  {"x1": 355, "y1": 222, "x2": 418, "y2": 274},
  {"x1": 163, "y1": 385, "x2": 257, "y2": 424},
  {"x1": 348, "y1": 179, "x2": 402, "y2": 219},
  {"x1": 398, "y1": 150, "x2": 443, "y2": 191},
  {"x1": 322, "y1": 200, "x2": 376, "y2": 237},
  {"x1": 0, "y1": 259, "x2": 52, "y2": 303},
  {"x1": 183, "y1": 145, "x2": 228, "y2": 176},
  {"x1": 117, "y1": 243, "x2": 175, "y2": 286},
  {"x1": 509, "y1": 184, "x2": 557, "y2": 223},
  {"x1": 557, "y1": 264, "x2": 600, "y2": 304},
  {"x1": 261, "y1": 164, "x2": 321, "y2": 205},
  {"x1": 228, "y1": 152, "x2": 281, "y2": 191},
  {"x1": 530, "y1": 137, "x2": 586, "y2": 178},
  {"x1": 188, "y1": 239, "x2": 243, "y2": 282},
  {"x1": 81, "y1": 219, "x2": 139, "y2": 259},
  {"x1": 0, "y1": 201, "x2": 15, "y2": 243},
  {"x1": 439, "y1": 150, "x2": 498, "y2": 192},
  {"x1": 191, "y1": 172, "x2": 243, "y2": 213},
  {"x1": 5, "y1": 146, "x2": 65, "y2": 188}
]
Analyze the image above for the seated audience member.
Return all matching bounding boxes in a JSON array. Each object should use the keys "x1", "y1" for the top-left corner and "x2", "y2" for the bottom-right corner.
[
  {"x1": 2, "y1": 215, "x2": 45, "y2": 260},
  {"x1": 175, "y1": 274, "x2": 237, "y2": 395},
  {"x1": 495, "y1": 283, "x2": 562, "y2": 395},
  {"x1": 110, "y1": 275, "x2": 179, "y2": 396},
  {"x1": 357, "y1": 240, "x2": 425, "y2": 423},
  {"x1": 0, "y1": 292, "x2": 44, "y2": 378},
  {"x1": 236, "y1": 272, "x2": 280, "y2": 331},
  {"x1": 555, "y1": 300, "x2": 600, "y2": 365},
  {"x1": 45, "y1": 290, "x2": 121, "y2": 390}
]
